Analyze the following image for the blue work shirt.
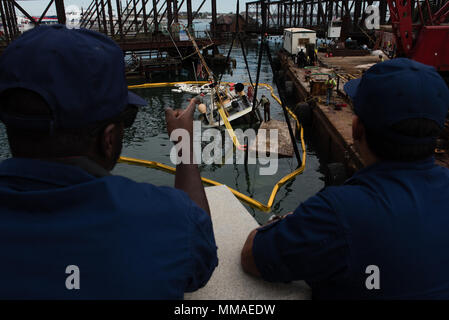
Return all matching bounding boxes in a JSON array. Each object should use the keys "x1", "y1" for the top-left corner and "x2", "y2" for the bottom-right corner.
[
  {"x1": 0, "y1": 157, "x2": 218, "y2": 299},
  {"x1": 253, "y1": 157, "x2": 449, "y2": 299}
]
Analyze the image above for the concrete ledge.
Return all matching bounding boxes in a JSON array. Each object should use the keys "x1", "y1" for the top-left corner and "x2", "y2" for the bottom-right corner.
[{"x1": 184, "y1": 185, "x2": 311, "y2": 300}]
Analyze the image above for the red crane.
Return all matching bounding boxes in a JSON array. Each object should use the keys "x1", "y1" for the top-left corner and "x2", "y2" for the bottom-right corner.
[{"x1": 387, "y1": 0, "x2": 449, "y2": 72}]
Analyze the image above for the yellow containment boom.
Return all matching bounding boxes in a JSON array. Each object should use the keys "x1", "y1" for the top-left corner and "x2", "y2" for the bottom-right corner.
[
  {"x1": 130, "y1": 81, "x2": 246, "y2": 150},
  {"x1": 123, "y1": 81, "x2": 307, "y2": 212},
  {"x1": 216, "y1": 103, "x2": 246, "y2": 150}
]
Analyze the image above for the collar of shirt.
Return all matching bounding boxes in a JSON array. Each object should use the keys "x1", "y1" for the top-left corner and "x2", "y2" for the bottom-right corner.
[
  {"x1": 0, "y1": 157, "x2": 110, "y2": 188},
  {"x1": 346, "y1": 156, "x2": 436, "y2": 184}
]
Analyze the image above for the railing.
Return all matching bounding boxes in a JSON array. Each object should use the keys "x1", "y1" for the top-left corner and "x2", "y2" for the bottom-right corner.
[{"x1": 0, "y1": 28, "x2": 221, "y2": 54}]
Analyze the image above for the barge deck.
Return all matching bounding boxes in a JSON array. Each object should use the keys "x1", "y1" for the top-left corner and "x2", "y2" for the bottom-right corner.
[{"x1": 279, "y1": 51, "x2": 449, "y2": 174}]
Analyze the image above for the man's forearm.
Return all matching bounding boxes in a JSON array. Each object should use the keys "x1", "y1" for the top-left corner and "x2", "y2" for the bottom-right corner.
[
  {"x1": 166, "y1": 99, "x2": 210, "y2": 216},
  {"x1": 175, "y1": 150, "x2": 210, "y2": 216}
]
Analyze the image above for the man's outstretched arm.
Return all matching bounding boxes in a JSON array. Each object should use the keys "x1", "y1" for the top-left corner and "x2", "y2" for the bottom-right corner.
[{"x1": 165, "y1": 98, "x2": 210, "y2": 216}]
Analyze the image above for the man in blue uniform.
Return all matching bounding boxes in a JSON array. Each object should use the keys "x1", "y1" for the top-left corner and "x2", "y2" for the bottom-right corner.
[
  {"x1": 241, "y1": 58, "x2": 449, "y2": 299},
  {"x1": 0, "y1": 25, "x2": 217, "y2": 299}
]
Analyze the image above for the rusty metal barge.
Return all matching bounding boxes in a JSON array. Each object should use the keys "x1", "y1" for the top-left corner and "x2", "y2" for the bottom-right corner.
[{"x1": 278, "y1": 51, "x2": 449, "y2": 176}]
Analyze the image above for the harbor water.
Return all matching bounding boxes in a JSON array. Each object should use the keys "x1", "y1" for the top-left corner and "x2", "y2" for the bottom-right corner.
[{"x1": 0, "y1": 26, "x2": 326, "y2": 225}]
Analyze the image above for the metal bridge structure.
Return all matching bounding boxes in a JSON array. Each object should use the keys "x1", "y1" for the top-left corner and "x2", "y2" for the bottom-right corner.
[
  {"x1": 0, "y1": 0, "x2": 222, "y2": 56},
  {"x1": 245, "y1": 0, "x2": 448, "y2": 40},
  {"x1": 78, "y1": 0, "x2": 222, "y2": 52}
]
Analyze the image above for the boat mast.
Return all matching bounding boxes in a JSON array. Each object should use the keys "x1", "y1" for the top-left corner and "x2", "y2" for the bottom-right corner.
[{"x1": 184, "y1": 27, "x2": 214, "y2": 82}]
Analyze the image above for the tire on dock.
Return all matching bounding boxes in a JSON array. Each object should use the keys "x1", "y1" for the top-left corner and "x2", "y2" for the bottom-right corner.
[
  {"x1": 284, "y1": 81, "x2": 294, "y2": 95},
  {"x1": 295, "y1": 102, "x2": 313, "y2": 126},
  {"x1": 276, "y1": 70, "x2": 285, "y2": 81},
  {"x1": 325, "y1": 162, "x2": 348, "y2": 186}
]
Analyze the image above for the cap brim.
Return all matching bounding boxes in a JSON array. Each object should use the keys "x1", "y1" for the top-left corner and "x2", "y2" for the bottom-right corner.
[
  {"x1": 343, "y1": 78, "x2": 361, "y2": 99},
  {"x1": 128, "y1": 91, "x2": 147, "y2": 107}
]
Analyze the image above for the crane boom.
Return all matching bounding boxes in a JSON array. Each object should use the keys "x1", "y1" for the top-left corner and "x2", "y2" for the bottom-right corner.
[{"x1": 387, "y1": 0, "x2": 449, "y2": 72}]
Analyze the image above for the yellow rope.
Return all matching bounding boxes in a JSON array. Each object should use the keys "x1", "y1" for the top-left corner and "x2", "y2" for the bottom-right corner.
[{"x1": 123, "y1": 81, "x2": 307, "y2": 212}]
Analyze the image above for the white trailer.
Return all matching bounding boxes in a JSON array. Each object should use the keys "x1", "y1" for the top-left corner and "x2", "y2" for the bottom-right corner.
[{"x1": 283, "y1": 28, "x2": 317, "y2": 56}]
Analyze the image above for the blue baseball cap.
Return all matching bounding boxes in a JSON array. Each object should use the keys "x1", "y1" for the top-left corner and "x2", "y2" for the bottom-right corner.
[
  {"x1": 344, "y1": 58, "x2": 449, "y2": 144},
  {"x1": 0, "y1": 24, "x2": 147, "y2": 131}
]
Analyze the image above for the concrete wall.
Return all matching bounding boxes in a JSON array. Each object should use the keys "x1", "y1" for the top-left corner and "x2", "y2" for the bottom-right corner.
[{"x1": 185, "y1": 185, "x2": 311, "y2": 300}]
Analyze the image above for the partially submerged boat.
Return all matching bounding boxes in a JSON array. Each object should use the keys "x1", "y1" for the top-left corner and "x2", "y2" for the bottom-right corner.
[
  {"x1": 171, "y1": 82, "x2": 221, "y2": 95},
  {"x1": 168, "y1": 25, "x2": 262, "y2": 148},
  {"x1": 196, "y1": 82, "x2": 258, "y2": 128},
  {"x1": 171, "y1": 81, "x2": 259, "y2": 127}
]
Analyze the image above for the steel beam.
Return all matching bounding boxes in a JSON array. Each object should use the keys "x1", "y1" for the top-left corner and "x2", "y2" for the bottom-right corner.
[
  {"x1": 116, "y1": 0, "x2": 123, "y2": 36},
  {"x1": 211, "y1": 0, "x2": 217, "y2": 36},
  {"x1": 173, "y1": 0, "x2": 178, "y2": 23},
  {"x1": 107, "y1": 0, "x2": 114, "y2": 36},
  {"x1": 141, "y1": 0, "x2": 147, "y2": 34},
  {"x1": 0, "y1": 0, "x2": 10, "y2": 43},
  {"x1": 186, "y1": 0, "x2": 192, "y2": 27},
  {"x1": 55, "y1": 0, "x2": 66, "y2": 25},
  {"x1": 95, "y1": 0, "x2": 102, "y2": 32},
  {"x1": 166, "y1": 0, "x2": 172, "y2": 26},
  {"x1": 153, "y1": 0, "x2": 159, "y2": 32}
]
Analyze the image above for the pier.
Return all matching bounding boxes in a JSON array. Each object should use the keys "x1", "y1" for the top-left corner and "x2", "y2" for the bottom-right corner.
[
  {"x1": 279, "y1": 50, "x2": 379, "y2": 174},
  {"x1": 279, "y1": 49, "x2": 449, "y2": 174}
]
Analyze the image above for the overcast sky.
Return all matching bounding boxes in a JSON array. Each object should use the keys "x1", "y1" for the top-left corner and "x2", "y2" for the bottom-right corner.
[{"x1": 17, "y1": 0, "x2": 255, "y2": 16}]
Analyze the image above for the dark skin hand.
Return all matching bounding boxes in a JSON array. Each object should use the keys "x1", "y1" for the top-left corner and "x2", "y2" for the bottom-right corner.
[
  {"x1": 165, "y1": 98, "x2": 211, "y2": 216},
  {"x1": 241, "y1": 212, "x2": 294, "y2": 277}
]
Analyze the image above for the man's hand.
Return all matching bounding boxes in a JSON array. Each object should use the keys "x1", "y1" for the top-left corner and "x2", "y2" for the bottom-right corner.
[{"x1": 165, "y1": 98, "x2": 199, "y2": 141}]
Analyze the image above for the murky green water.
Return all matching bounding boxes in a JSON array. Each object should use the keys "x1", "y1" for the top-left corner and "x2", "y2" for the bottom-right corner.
[{"x1": 0, "y1": 37, "x2": 326, "y2": 225}]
